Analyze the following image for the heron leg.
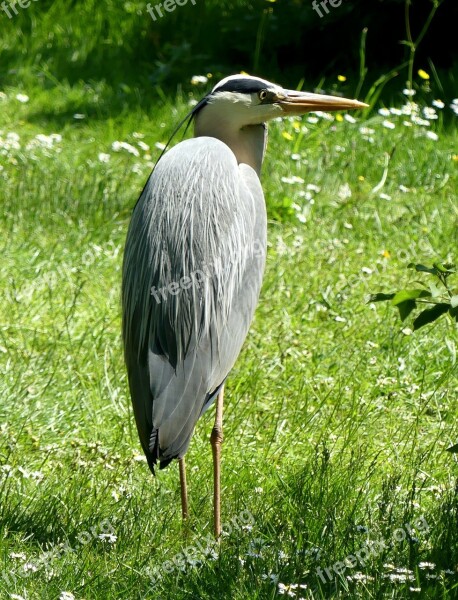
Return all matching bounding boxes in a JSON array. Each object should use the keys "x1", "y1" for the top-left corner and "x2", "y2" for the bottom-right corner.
[
  {"x1": 211, "y1": 385, "x2": 224, "y2": 538},
  {"x1": 179, "y1": 457, "x2": 189, "y2": 521}
]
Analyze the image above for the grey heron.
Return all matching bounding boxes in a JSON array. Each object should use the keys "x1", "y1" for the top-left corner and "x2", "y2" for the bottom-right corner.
[{"x1": 122, "y1": 74, "x2": 366, "y2": 537}]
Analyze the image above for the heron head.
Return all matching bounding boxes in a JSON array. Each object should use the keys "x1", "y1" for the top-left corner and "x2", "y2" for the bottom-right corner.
[{"x1": 193, "y1": 74, "x2": 368, "y2": 129}]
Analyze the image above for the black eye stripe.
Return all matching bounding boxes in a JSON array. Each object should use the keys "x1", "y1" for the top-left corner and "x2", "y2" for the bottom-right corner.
[
  {"x1": 212, "y1": 78, "x2": 271, "y2": 95},
  {"x1": 191, "y1": 78, "x2": 277, "y2": 120}
]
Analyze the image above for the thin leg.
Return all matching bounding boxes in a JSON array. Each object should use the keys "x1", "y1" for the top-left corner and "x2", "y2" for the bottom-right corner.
[
  {"x1": 211, "y1": 385, "x2": 224, "y2": 538},
  {"x1": 179, "y1": 457, "x2": 188, "y2": 521}
]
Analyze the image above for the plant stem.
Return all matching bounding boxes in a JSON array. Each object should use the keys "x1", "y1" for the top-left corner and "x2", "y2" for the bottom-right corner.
[
  {"x1": 355, "y1": 27, "x2": 368, "y2": 100},
  {"x1": 404, "y1": 0, "x2": 443, "y2": 92}
]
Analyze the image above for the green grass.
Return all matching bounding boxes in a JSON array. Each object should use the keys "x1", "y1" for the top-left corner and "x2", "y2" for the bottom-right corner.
[{"x1": 0, "y1": 77, "x2": 457, "y2": 600}]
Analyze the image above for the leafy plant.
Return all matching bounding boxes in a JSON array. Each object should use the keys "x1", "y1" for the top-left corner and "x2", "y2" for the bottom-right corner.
[
  {"x1": 370, "y1": 262, "x2": 458, "y2": 331},
  {"x1": 371, "y1": 261, "x2": 458, "y2": 454}
]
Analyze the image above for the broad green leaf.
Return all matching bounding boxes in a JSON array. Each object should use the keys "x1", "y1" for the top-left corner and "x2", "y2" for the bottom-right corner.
[
  {"x1": 368, "y1": 292, "x2": 395, "y2": 303},
  {"x1": 428, "y1": 282, "x2": 442, "y2": 298},
  {"x1": 397, "y1": 299, "x2": 416, "y2": 321},
  {"x1": 413, "y1": 303, "x2": 450, "y2": 330},
  {"x1": 392, "y1": 289, "x2": 431, "y2": 306},
  {"x1": 451, "y1": 295, "x2": 458, "y2": 308},
  {"x1": 433, "y1": 262, "x2": 455, "y2": 274},
  {"x1": 407, "y1": 263, "x2": 437, "y2": 275}
]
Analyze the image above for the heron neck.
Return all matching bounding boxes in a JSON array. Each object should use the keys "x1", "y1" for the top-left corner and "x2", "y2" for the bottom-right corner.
[{"x1": 194, "y1": 118, "x2": 267, "y2": 176}]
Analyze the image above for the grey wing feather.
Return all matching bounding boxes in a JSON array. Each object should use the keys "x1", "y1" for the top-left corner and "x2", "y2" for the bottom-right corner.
[{"x1": 122, "y1": 137, "x2": 266, "y2": 471}]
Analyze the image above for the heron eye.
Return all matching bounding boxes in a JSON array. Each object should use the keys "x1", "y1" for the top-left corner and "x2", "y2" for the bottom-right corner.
[{"x1": 258, "y1": 89, "x2": 268, "y2": 101}]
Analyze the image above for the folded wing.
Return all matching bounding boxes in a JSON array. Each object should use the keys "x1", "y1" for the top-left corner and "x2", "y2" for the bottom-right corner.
[{"x1": 122, "y1": 137, "x2": 266, "y2": 471}]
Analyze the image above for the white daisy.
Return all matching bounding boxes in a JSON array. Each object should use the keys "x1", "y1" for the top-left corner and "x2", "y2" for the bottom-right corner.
[
  {"x1": 426, "y1": 131, "x2": 438, "y2": 141},
  {"x1": 111, "y1": 141, "x2": 140, "y2": 156},
  {"x1": 191, "y1": 75, "x2": 208, "y2": 85}
]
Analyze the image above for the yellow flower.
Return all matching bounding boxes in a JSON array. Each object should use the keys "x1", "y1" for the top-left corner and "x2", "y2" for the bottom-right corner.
[
  {"x1": 358, "y1": 175, "x2": 365, "y2": 181},
  {"x1": 382, "y1": 250, "x2": 391, "y2": 258},
  {"x1": 337, "y1": 75, "x2": 347, "y2": 82},
  {"x1": 418, "y1": 69, "x2": 430, "y2": 80},
  {"x1": 335, "y1": 114, "x2": 343, "y2": 122},
  {"x1": 282, "y1": 131, "x2": 294, "y2": 141},
  {"x1": 452, "y1": 154, "x2": 458, "y2": 163}
]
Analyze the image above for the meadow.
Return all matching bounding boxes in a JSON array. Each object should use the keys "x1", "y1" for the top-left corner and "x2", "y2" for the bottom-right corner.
[{"x1": 0, "y1": 45, "x2": 457, "y2": 600}]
